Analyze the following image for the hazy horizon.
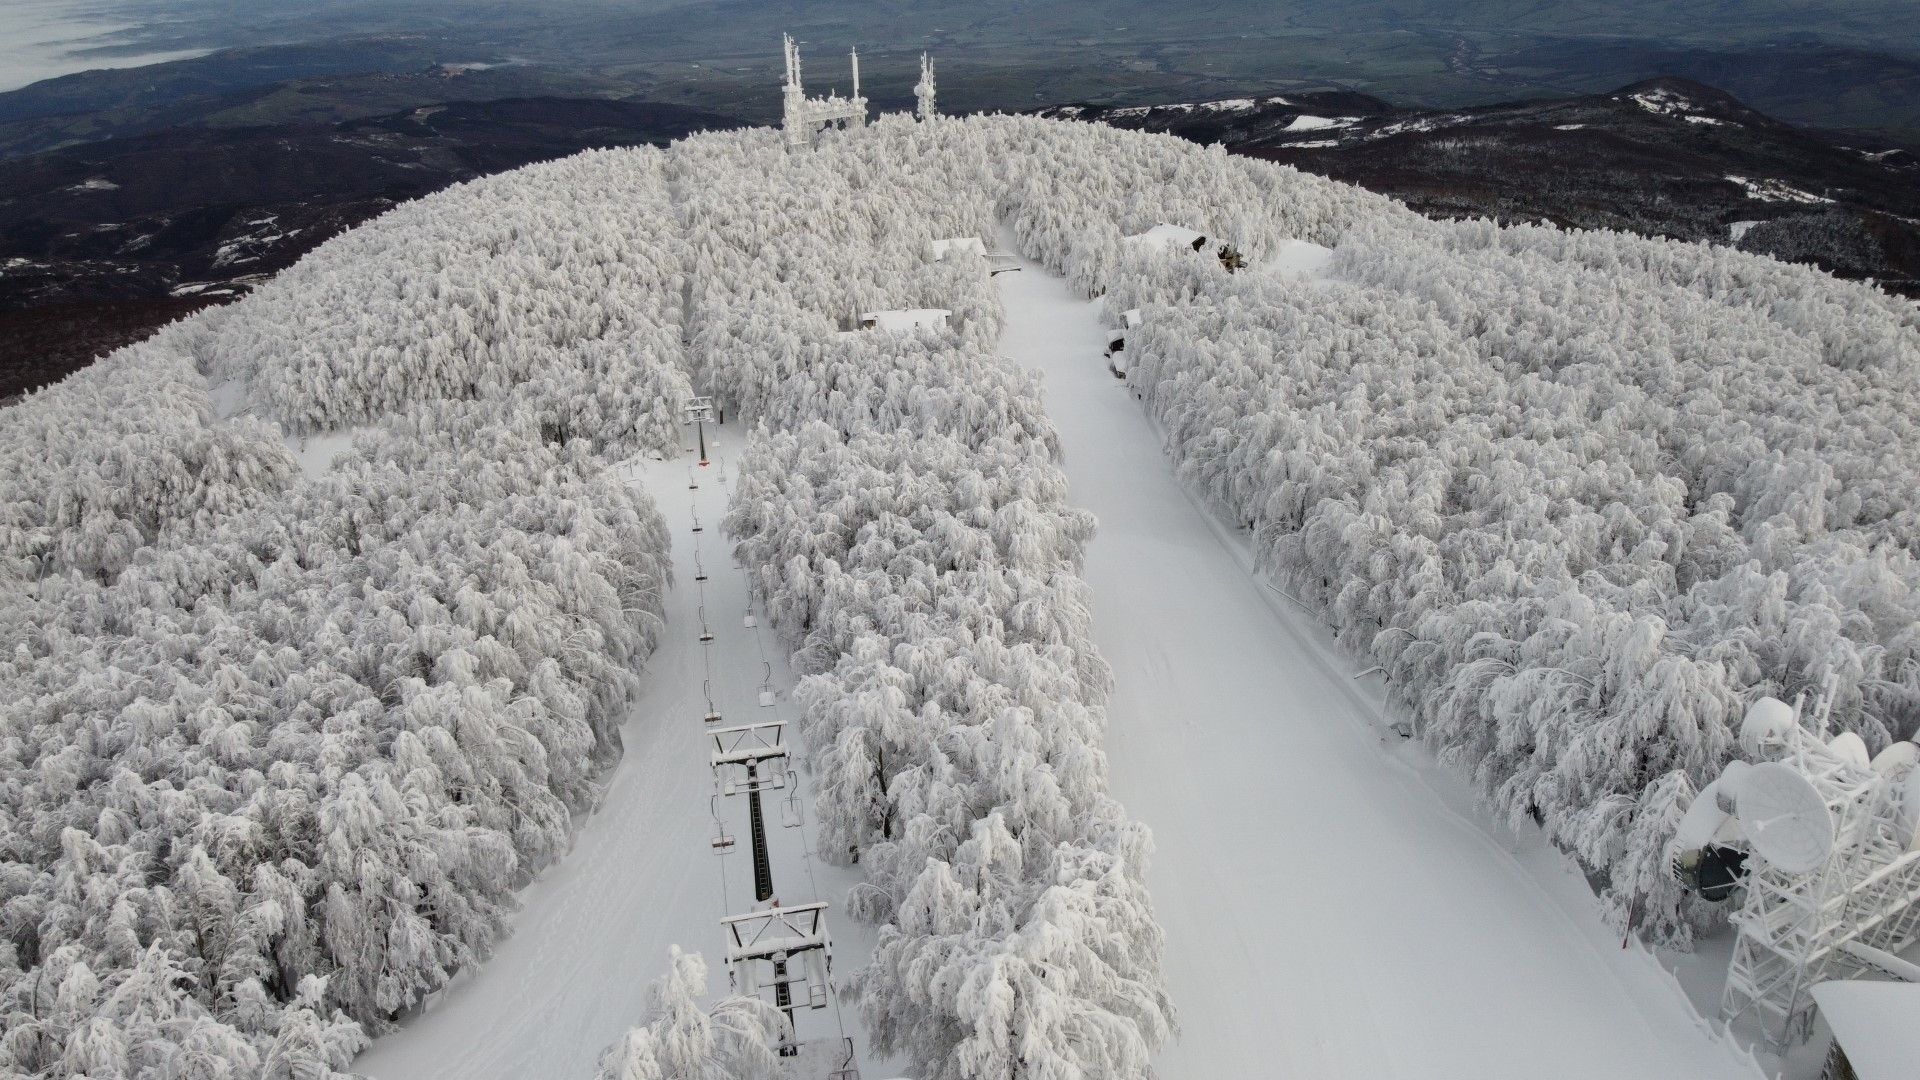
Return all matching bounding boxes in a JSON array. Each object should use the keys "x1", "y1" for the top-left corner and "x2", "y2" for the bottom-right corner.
[{"x1": 0, "y1": 0, "x2": 218, "y2": 91}]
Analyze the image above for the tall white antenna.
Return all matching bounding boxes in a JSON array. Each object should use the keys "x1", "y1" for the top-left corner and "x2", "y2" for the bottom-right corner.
[
  {"x1": 915, "y1": 52, "x2": 938, "y2": 121},
  {"x1": 779, "y1": 32, "x2": 868, "y2": 150}
]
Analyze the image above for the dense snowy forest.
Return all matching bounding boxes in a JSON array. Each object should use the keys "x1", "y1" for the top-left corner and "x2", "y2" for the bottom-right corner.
[
  {"x1": 677, "y1": 125, "x2": 1172, "y2": 1076},
  {"x1": 0, "y1": 108, "x2": 1915, "y2": 1077},
  {"x1": 988, "y1": 114, "x2": 1920, "y2": 944},
  {"x1": 0, "y1": 152, "x2": 687, "y2": 1076}
]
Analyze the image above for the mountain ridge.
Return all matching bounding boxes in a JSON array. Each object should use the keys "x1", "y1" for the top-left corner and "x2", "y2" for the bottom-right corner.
[{"x1": 1039, "y1": 78, "x2": 1920, "y2": 294}]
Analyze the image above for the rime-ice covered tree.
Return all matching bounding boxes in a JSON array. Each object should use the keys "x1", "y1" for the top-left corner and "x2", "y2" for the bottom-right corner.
[{"x1": 592, "y1": 948, "x2": 783, "y2": 1080}]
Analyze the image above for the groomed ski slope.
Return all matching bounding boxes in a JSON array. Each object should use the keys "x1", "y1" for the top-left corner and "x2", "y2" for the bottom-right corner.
[
  {"x1": 995, "y1": 249, "x2": 1765, "y2": 1079},
  {"x1": 354, "y1": 448, "x2": 886, "y2": 1080}
]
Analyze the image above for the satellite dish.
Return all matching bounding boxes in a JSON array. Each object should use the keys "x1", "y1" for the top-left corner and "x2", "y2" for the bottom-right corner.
[
  {"x1": 1740, "y1": 697, "x2": 1797, "y2": 756},
  {"x1": 1871, "y1": 741, "x2": 1918, "y2": 778},
  {"x1": 1734, "y1": 762, "x2": 1835, "y2": 874},
  {"x1": 1828, "y1": 731, "x2": 1871, "y2": 770}
]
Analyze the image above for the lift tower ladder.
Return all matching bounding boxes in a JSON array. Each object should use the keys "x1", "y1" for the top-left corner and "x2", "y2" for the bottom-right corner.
[
  {"x1": 712, "y1": 720, "x2": 789, "y2": 902},
  {"x1": 721, "y1": 901, "x2": 834, "y2": 1053}
]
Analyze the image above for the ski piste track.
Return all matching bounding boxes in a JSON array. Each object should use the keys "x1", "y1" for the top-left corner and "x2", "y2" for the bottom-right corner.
[
  {"x1": 354, "y1": 444, "x2": 889, "y2": 1080},
  {"x1": 355, "y1": 245, "x2": 1767, "y2": 1080},
  {"x1": 993, "y1": 248, "x2": 1763, "y2": 1080}
]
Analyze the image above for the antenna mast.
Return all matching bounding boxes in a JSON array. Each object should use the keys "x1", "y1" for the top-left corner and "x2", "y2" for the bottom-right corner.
[
  {"x1": 779, "y1": 32, "x2": 869, "y2": 150},
  {"x1": 915, "y1": 52, "x2": 938, "y2": 120}
]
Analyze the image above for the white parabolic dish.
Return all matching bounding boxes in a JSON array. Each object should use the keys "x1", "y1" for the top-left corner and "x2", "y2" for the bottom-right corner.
[
  {"x1": 1737, "y1": 761, "x2": 1836, "y2": 874},
  {"x1": 1739, "y1": 696, "x2": 1797, "y2": 756}
]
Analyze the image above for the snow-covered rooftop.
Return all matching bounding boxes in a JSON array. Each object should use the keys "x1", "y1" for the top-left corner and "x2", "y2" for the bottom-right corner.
[
  {"x1": 861, "y1": 308, "x2": 951, "y2": 332},
  {"x1": 1260, "y1": 238, "x2": 1334, "y2": 278},
  {"x1": 1125, "y1": 223, "x2": 1209, "y2": 248},
  {"x1": 1811, "y1": 981, "x2": 1920, "y2": 1080},
  {"x1": 929, "y1": 236, "x2": 986, "y2": 259}
]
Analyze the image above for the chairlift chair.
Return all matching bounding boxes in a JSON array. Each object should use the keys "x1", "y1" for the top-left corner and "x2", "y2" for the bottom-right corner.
[
  {"x1": 710, "y1": 795, "x2": 735, "y2": 852},
  {"x1": 781, "y1": 780, "x2": 804, "y2": 828},
  {"x1": 827, "y1": 1037, "x2": 862, "y2": 1080}
]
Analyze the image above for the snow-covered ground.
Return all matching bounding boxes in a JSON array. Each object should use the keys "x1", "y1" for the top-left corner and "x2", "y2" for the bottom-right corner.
[
  {"x1": 208, "y1": 377, "x2": 368, "y2": 477},
  {"x1": 995, "y1": 246, "x2": 1766, "y2": 1079},
  {"x1": 354, "y1": 444, "x2": 887, "y2": 1080}
]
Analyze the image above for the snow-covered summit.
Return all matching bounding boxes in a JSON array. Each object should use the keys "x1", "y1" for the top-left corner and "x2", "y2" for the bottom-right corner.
[{"x1": 2, "y1": 109, "x2": 1916, "y2": 1080}]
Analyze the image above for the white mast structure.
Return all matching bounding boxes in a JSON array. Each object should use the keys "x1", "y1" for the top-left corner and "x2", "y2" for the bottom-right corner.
[
  {"x1": 1668, "y1": 688, "x2": 1920, "y2": 1047},
  {"x1": 781, "y1": 34, "x2": 867, "y2": 150},
  {"x1": 914, "y1": 52, "x2": 937, "y2": 120}
]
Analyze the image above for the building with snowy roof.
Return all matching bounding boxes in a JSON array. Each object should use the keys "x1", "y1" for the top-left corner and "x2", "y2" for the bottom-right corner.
[{"x1": 859, "y1": 308, "x2": 951, "y2": 333}]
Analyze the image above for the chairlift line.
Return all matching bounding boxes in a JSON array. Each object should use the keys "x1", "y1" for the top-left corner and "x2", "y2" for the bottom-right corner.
[{"x1": 677, "y1": 377, "x2": 859, "y2": 1074}]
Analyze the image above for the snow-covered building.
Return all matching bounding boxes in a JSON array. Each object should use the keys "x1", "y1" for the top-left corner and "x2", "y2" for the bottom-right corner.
[
  {"x1": 929, "y1": 236, "x2": 986, "y2": 260},
  {"x1": 859, "y1": 308, "x2": 950, "y2": 333},
  {"x1": 1124, "y1": 223, "x2": 1210, "y2": 249},
  {"x1": 930, "y1": 235, "x2": 1021, "y2": 277},
  {"x1": 1124, "y1": 222, "x2": 1246, "y2": 272},
  {"x1": 1106, "y1": 307, "x2": 1144, "y2": 380},
  {"x1": 1811, "y1": 981, "x2": 1920, "y2": 1080},
  {"x1": 782, "y1": 34, "x2": 866, "y2": 150}
]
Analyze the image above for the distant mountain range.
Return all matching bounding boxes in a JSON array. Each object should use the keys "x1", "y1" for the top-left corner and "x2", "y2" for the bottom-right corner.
[
  {"x1": 0, "y1": 96, "x2": 737, "y2": 399},
  {"x1": 1041, "y1": 78, "x2": 1920, "y2": 295},
  {"x1": 3, "y1": 63, "x2": 1916, "y2": 402}
]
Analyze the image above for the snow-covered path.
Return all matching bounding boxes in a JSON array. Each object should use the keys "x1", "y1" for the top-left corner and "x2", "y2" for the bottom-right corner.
[
  {"x1": 354, "y1": 446, "x2": 882, "y2": 1080},
  {"x1": 996, "y1": 254, "x2": 1763, "y2": 1079}
]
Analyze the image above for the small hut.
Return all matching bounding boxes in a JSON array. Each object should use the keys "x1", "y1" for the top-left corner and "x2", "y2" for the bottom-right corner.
[
  {"x1": 1124, "y1": 223, "x2": 1245, "y2": 273},
  {"x1": 858, "y1": 308, "x2": 951, "y2": 333}
]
